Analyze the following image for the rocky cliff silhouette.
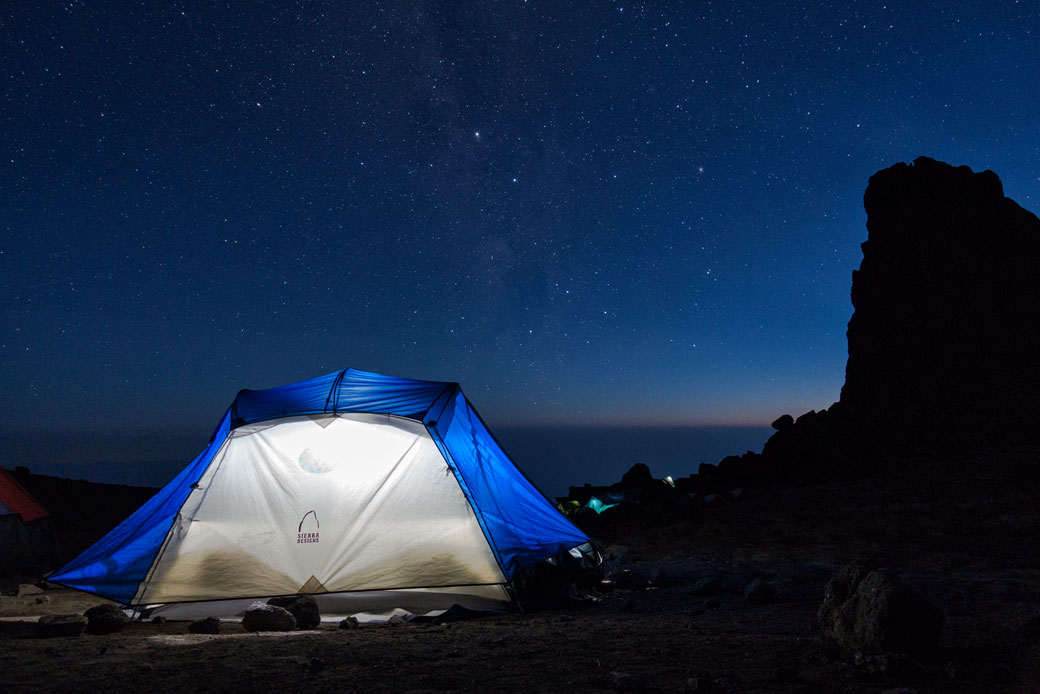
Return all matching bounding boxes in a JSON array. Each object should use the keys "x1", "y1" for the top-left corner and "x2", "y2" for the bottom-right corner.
[
  {"x1": 761, "y1": 157, "x2": 1040, "y2": 479},
  {"x1": 562, "y1": 157, "x2": 1040, "y2": 501}
]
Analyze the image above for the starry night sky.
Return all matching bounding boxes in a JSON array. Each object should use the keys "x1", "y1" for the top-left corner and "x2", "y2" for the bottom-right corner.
[{"x1": 2, "y1": 2, "x2": 1038, "y2": 485}]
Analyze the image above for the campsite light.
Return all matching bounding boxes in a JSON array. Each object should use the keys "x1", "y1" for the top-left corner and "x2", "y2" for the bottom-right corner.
[{"x1": 586, "y1": 496, "x2": 618, "y2": 515}]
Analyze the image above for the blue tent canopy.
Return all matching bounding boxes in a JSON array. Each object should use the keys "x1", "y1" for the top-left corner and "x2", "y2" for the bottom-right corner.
[{"x1": 50, "y1": 369, "x2": 589, "y2": 611}]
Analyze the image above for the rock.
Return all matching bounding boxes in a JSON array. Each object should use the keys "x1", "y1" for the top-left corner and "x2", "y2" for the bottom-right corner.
[
  {"x1": 819, "y1": 560, "x2": 871, "y2": 627},
  {"x1": 267, "y1": 595, "x2": 321, "y2": 629},
  {"x1": 743, "y1": 578, "x2": 776, "y2": 604},
  {"x1": 339, "y1": 616, "x2": 359, "y2": 630},
  {"x1": 83, "y1": 604, "x2": 130, "y2": 635},
  {"x1": 610, "y1": 671, "x2": 641, "y2": 690},
  {"x1": 686, "y1": 673, "x2": 713, "y2": 691},
  {"x1": 619, "y1": 463, "x2": 652, "y2": 487},
  {"x1": 689, "y1": 574, "x2": 723, "y2": 596},
  {"x1": 819, "y1": 563, "x2": 944, "y2": 654},
  {"x1": 603, "y1": 545, "x2": 631, "y2": 562},
  {"x1": 35, "y1": 595, "x2": 50, "y2": 604},
  {"x1": 612, "y1": 565, "x2": 665, "y2": 589},
  {"x1": 37, "y1": 614, "x2": 87, "y2": 638},
  {"x1": 853, "y1": 652, "x2": 922, "y2": 678},
  {"x1": 241, "y1": 602, "x2": 296, "y2": 632},
  {"x1": 189, "y1": 617, "x2": 221, "y2": 634},
  {"x1": 1, "y1": 619, "x2": 38, "y2": 637},
  {"x1": 996, "y1": 578, "x2": 1036, "y2": 602},
  {"x1": 16, "y1": 584, "x2": 43, "y2": 596},
  {"x1": 601, "y1": 545, "x2": 631, "y2": 578},
  {"x1": 770, "y1": 414, "x2": 794, "y2": 431}
]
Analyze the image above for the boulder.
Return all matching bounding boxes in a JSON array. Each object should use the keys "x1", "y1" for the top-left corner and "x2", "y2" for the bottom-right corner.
[
  {"x1": 83, "y1": 604, "x2": 130, "y2": 634},
  {"x1": 267, "y1": 595, "x2": 321, "y2": 629},
  {"x1": 37, "y1": 614, "x2": 87, "y2": 638},
  {"x1": 819, "y1": 563, "x2": 944, "y2": 654},
  {"x1": 339, "y1": 616, "x2": 359, "y2": 630},
  {"x1": 819, "y1": 559, "x2": 871, "y2": 625},
  {"x1": 241, "y1": 602, "x2": 296, "y2": 632}
]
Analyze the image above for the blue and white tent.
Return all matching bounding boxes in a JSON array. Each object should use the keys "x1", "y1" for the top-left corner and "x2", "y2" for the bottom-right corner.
[{"x1": 51, "y1": 369, "x2": 589, "y2": 619}]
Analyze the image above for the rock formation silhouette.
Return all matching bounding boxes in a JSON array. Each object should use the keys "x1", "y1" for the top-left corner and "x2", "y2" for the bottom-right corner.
[
  {"x1": 763, "y1": 157, "x2": 1040, "y2": 478},
  {"x1": 561, "y1": 157, "x2": 1040, "y2": 502}
]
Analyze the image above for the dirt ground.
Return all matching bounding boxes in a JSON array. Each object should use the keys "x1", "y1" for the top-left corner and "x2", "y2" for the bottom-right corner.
[{"x1": 2, "y1": 447, "x2": 1039, "y2": 693}]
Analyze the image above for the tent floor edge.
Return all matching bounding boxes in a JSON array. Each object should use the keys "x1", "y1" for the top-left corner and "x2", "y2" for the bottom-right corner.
[{"x1": 137, "y1": 583, "x2": 513, "y2": 621}]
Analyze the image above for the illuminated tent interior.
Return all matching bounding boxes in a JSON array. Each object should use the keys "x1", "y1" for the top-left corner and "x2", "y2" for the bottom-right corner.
[{"x1": 50, "y1": 369, "x2": 589, "y2": 620}]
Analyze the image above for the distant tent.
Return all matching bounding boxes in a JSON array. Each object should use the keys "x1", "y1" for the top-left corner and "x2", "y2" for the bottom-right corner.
[
  {"x1": 0, "y1": 467, "x2": 61, "y2": 577},
  {"x1": 50, "y1": 369, "x2": 590, "y2": 619}
]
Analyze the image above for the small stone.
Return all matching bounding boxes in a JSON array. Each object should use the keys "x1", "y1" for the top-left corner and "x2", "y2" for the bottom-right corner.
[
  {"x1": 613, "y1": 565, "x2": 665, "y2": 589},
  {"x1": 267, "y1": 595, "x2": 321, "y2": 629},
  {"x1": 610, "y1": 671, "x2": 640, "y2": 690},
  {"x1": 338, "y1": 616, "x2": 359, "y2": 630},
  {"x1": 241, "y1": 602, "x2": 296, "y2": 632},
  {"x1": 189, "y1": 617, "x2": 221, "y2": 634},
  {"x1": 603, "y1": 545, "x2": 631, "y2": 562},
  {"x1": 687, "y1": 671, "x2": 714, "y2": 691},
  {"x1": 689, "y1": 574, "x2": 723, "y2": 596},
  {"x1": 83, "y1": 604, "x2": 130, "y2": 635},
  {"x1": 853, "y1": 652, "x2": 922, "y2": 678},
  {"x1": 744, "y1": 578, "x2": 776, "y2": 604},
  {"x1": 0, "y1": 620, "x2": 38, "y2": 637}
]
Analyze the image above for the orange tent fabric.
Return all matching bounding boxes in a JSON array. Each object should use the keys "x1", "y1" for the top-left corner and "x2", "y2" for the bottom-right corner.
[{"x1": 0, "y1": 466, "x2": 49, "y2": 522}]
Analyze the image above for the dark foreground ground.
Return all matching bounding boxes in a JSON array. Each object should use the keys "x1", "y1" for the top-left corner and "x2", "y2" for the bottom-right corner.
[{"x1": 2, "y1": 446, "x2": 1039, "y2": 693}]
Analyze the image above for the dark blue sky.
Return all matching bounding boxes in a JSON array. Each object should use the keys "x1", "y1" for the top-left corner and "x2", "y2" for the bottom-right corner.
[{"x1": 2, "y1": 2, "x2": 1038, "y2": 480}]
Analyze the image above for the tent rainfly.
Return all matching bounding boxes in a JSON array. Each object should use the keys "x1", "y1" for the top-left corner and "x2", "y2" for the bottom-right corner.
[
  {"x1": 49, "y1": 369, "x2": 590, "y2": 619},
  {"x1": 0, "y1": 466, "x2": 61, "y2": 577}
]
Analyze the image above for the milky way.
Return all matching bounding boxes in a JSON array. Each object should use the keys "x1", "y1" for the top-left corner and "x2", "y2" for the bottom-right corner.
[{"x1": 2, "y1": 2, "x2": 1038, "y2": 481}]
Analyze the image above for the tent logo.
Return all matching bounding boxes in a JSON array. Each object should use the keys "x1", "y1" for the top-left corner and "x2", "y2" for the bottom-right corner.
[{"x1": 297, "y1": 510, "x2": 320, "y2": 544}]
